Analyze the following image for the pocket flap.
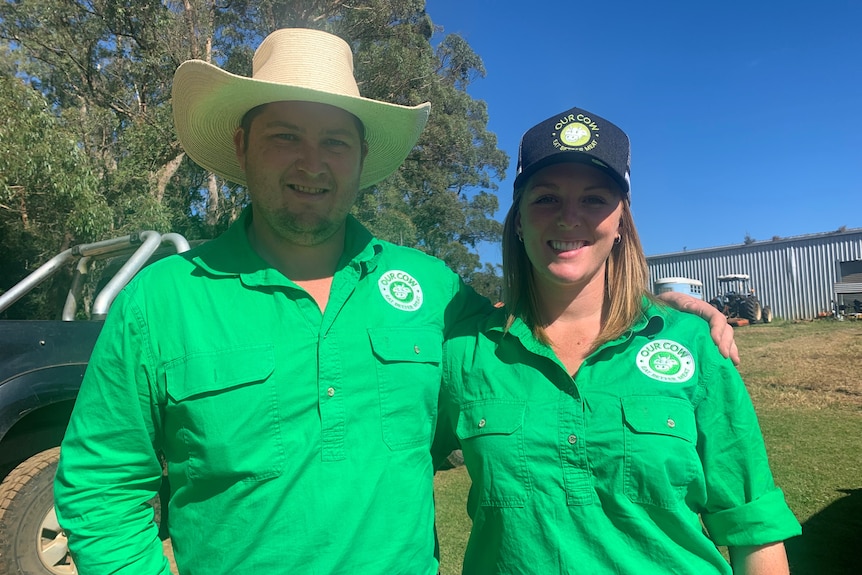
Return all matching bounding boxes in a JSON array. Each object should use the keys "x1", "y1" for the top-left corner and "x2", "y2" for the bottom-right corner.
[
  {"x1": 166, "y1": 345, "x2": 275, "y2": 401},
  {"x1": 457, "y1": 399, "x2": 525, "y2": 439},
  {"x1": 368, "y1": 328, "x2": 442, "y2": 364},
  {"x1": 621, "y1": 396, "x2": 696, "y2": 443}
]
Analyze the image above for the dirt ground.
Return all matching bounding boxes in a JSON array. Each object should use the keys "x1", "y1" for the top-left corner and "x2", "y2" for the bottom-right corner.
[{"x1": 162, "y1": 539, "x2": 177, "y2": 574}]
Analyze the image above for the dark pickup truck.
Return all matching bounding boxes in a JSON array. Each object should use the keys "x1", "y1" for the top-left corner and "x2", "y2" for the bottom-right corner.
[{"x1": 0, "y1": 231, "x2": 190, "y2": 575}]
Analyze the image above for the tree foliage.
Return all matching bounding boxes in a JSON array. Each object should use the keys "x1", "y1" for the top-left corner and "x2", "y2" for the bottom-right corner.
[
  {"x1": 0, "y1": 0, "x2": 505, "y2": 317},
  {"x1": 0, "y1": 66, "x2": 111, "y2": 317}
]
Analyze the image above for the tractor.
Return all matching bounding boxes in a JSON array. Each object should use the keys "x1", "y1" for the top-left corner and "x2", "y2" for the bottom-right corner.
[{"x1": 708, "y1": 274, "x2": 773, "y2": 324}]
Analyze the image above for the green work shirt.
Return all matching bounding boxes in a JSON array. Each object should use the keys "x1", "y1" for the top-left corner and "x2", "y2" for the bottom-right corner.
[
  {"x1": 55, "y1": 209, "x2": 489, "y2": 575},
  {"x1": 437, "y1": 301, "x2": 801, "y2": 574}
]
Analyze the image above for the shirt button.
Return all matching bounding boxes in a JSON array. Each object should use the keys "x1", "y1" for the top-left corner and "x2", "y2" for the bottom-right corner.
[
  {"x1": 327, "y1": 387, "x2": 335, "y2": 397},
  {"x1": 667, "y1": 418, "x2": 676, "y2": 428},
  {"x1": 568, "y1": 434, "x2": 578, "y2": 444},
  {"x1": 478, "y1": 418, "x2": 486, "y2": 428},
  {"x1": 414, "y1": 345, "x2": 421, "y2": 354}
]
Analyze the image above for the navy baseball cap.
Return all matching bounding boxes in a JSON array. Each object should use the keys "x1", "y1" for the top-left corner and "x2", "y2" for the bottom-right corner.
[{"x1": 514, "y1": 105, "x2": 631, "y2": 199}]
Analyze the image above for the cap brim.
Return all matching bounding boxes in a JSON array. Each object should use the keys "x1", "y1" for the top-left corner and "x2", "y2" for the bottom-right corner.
[
  {"x1": 513, "y1": 151, "x2": 630, "y2": 198},
  {"x1": 172, "y1": 60, "x2": 431, "y2": 189}
]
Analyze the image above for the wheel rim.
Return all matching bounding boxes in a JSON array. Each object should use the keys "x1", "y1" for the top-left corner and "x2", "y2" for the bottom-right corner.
[{"x1": 38, "y1": 506, "x2": 77, "y2": 575}]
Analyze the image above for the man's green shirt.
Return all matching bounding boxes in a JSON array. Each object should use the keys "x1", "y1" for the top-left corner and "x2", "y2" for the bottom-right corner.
[
  {"x1": 438, "y1": 301, "x2": 800, "y2": 574},
  {"x1": 55, "y1": 210, "x2": 489, "y2": 574}
]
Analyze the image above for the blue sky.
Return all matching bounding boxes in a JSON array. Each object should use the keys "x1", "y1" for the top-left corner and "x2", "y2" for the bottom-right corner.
[{"x1": 425, "y1": 0, "x2": 862, "y2": 264}]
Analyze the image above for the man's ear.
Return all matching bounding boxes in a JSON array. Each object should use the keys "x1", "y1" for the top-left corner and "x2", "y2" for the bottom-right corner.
[{"x1": 233, "y1": 128, "x2": 246, "y2": 171}]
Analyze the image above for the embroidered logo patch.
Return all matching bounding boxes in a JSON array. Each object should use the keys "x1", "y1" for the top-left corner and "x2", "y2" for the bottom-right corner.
[
  {"x1": 636, "y1": 339, "x2": 695, "y2": 383},
  {"x1": 552, "y1": 112, "x2": 600, "y2": 152},
  {"x1": 560, "y1": 123, "x2": 592, "y2": 147},
  {"x1": 378, "y1": 270, "x2": 423, "y2": 312}
]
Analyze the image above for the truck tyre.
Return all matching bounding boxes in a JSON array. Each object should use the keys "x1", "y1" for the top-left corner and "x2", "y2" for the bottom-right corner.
[
  {"x1": 762, "y1": 306, "x2": 773, "y2": 323},
  {"x1": 743, "y1": 297, "x2": 762, "y2": 323},
  {"x1": 0, "y1": 447, "x2": 76, "y2": 575}
]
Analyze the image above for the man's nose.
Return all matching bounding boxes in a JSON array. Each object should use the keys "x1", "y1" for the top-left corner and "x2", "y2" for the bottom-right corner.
[{"x1": 296, "y1": 142, "x2": 325, "y2": 176}]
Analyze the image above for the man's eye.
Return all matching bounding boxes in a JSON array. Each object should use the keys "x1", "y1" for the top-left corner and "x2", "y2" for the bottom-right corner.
[
  {"x1": 533, "y1": 195, "x2": 557, "y2": 205},
  {"x1": 274, "y1": 133, "x2": 298, "y2": 141},
  {"x1": 325, "y1": 138, "x2": 349, "y2": 147}
]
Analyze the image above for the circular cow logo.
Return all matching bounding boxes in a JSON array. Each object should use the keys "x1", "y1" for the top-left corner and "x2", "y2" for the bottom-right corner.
[
  {"x1": 378, "y1": 270, "x2": 423, "y2": 312},
  {"x1": 560, "y1": 123, "x2": 592, "y2": 147},
  {"x1": 636, "y1": 339, "x2": 695, "y2": 383}
]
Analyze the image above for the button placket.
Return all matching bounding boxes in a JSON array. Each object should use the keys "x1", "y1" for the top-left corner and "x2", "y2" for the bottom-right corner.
[
  {"x1": 319, "y1": 332, "x2": 345, "y2": 461},
  {"x1": 561, "y1": 396, "x2": 591, "y2": 505}
]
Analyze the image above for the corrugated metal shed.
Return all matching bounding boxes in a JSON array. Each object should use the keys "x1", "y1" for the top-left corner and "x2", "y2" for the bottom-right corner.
[{"x1": 647, "y1": 228, "x2": 862, "y2": 320}]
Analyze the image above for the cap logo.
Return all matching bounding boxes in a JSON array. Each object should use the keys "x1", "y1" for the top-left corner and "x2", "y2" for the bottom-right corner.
[
  {"x1": 378, "y1": 270, "x2": 423, "y2": 312},
  {"x1": 554, "y1": 113, "x2": 599, "y2": 152},
  {"x1": 636, "y1": 339, "x2": 695, "y2": 383},
  {"x1": 560, "y1": 123, "x2": 591, "y2": 146}
]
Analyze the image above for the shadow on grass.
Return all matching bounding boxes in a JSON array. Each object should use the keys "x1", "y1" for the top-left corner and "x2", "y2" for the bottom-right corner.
[{"x1": 786, "y1": 488, "x2": 862, "y2": 574}]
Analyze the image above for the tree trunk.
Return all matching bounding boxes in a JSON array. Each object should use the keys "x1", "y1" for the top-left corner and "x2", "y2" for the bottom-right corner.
[
  {"x1": 205, "y1": 173, "x2": 220, "y2": 227},
  {"x1": 153, "y1": 153, "x2": 185, "y2": 204}
]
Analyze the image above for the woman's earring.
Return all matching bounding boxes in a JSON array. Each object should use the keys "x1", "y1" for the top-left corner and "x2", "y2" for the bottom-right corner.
[
  {"x1": 517, "y1": 232, "x2": 524, "y2": 243},
  {"x1": 614, "y1": 235, "x2": 621, "y2": 245}
]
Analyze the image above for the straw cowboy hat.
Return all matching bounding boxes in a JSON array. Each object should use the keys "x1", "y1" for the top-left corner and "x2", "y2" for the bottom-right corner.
[{"x1": 172, "y1": 28, "x2": 431, "y2": 189}]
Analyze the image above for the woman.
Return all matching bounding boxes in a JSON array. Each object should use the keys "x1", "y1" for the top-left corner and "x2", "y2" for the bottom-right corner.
[{"x1": 438, "y1": 106, "x2": 800, "y2": 574}]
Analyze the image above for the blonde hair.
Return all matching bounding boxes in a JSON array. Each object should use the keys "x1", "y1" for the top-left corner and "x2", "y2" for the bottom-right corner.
[{"x1": 502, "y1": 186, "x2": 650, "y2": 350}]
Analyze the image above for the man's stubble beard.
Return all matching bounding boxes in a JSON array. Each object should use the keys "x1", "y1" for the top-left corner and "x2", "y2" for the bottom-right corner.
[
  {"x1": 263, "y1": 205, "x2": 349, "y2": 247},
  {"x1": 253, "y1": 175, "x2": 361, "y2": 248}
]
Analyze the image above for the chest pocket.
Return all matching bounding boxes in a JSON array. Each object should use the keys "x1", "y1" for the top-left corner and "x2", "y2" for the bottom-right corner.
[
  {"x1": 369, "y1": 328, "x2": 443, "y2": 450},
  {"x1": 166, "y1": 345, "x2": 284, "y2": 482},
  {"x1": 622, "y1": 396, "x2": 698, "y2": 509},
  {"x1": 457, "y1": 399, "x2": 531, "y2": 507}
]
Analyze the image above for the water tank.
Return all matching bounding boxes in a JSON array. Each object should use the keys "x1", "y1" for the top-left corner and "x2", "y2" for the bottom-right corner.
[{"x1": 654, "y1": 277, "x2": 704, "y2": 300}]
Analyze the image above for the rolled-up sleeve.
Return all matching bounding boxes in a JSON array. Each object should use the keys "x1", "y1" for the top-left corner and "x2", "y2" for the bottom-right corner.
[
  {"x1": 697, "y1": 352, "x2": 801, "y2": 547},
  {"x1": 703, "y1": 488, "x2": 800, "y2": 546},
  {"x1": 54, "y1": 286, "x2": 171, "y2": 575}
]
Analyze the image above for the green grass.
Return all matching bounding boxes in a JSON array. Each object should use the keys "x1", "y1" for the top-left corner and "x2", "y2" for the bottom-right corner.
[
  {"x1": 759, "y1": 407, "x2": 862, "y2": 574},
  {"x1": 434, "y1": 320, "x2": 862, "y2": 575},
  {"x1": 434, "y1": 466, "x2": 471, "y2": 574}
]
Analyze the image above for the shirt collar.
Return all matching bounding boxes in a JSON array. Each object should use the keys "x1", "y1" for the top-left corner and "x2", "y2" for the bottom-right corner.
[
  {"x1": 487, "y1": 296, "x2": 667, "y2": 357},
  {"x1": 190, "y1": 207, "x2": 382, "y2": 287},
  {"x1": 604, "y1": 297, "x2": 666, "y2": 347}
]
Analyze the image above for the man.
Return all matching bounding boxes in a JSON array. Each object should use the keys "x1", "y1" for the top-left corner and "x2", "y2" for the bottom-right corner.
[{"x1": 54, "y1": 28, "x2": 735, "y2": 575}]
